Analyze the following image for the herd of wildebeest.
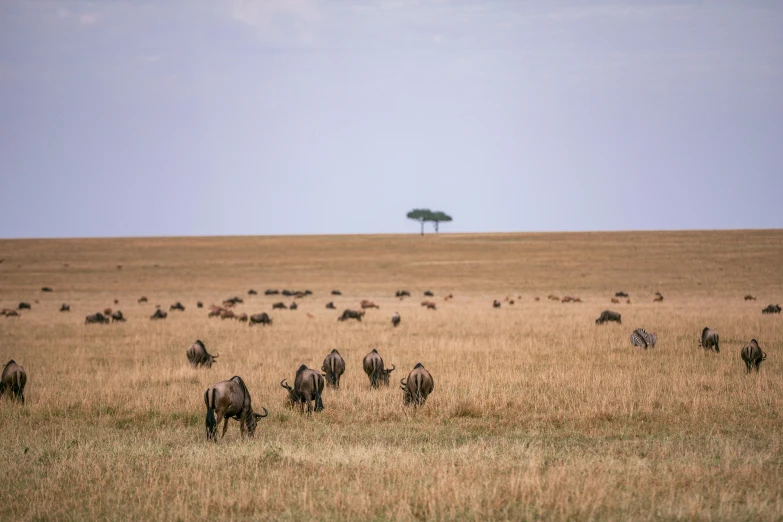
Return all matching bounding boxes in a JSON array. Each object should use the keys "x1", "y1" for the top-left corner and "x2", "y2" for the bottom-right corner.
[{"x1": 1, "y1": 286, "x2": 778, "y2": 441}]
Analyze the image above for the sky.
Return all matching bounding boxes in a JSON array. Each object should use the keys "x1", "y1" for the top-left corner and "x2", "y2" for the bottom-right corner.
[{"x1": 0, "y1": 0, "x2": 781, "y2": 238}]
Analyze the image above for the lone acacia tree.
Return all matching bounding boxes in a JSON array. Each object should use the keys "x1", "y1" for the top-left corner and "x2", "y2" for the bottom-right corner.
[
  {"x1": 429, "y1": 211, "x2": 452, "y2": 233},
  {"x1": 407, "y1": 209, "x2": 432, "y2": 235}
]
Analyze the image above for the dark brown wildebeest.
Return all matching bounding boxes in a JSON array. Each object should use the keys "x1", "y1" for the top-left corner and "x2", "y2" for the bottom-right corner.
[
  {"x1": 762, "y1": 304, "x2": 781, "y2": 314},
  {"x1": 360, "y1": 300, "x2": 379, "y2": 309},
  {"x1": 208, "y1": 305, "x2": 223, "y2": 318},
  {"x1": 322, "y1": 349, "x2": 345, "y2": 388},
  {"x1": 272, "y1": 302, "x2": 287, "y2": 310},
  {"x1": 41, "y1": 287, "x2": 53, "y2": 292},
  {"x1": 249, "y1": 312, "x2": 272, "y2": 326},
  {"x1": 395, "y1": 290, "x2": 411, "y2": 298},
  {"x1": 392, "y1": 312, "x2": 401, "y2": 327},
  {"x1": 400, "y1": 363, "x2": 434, "y2": 406},
  {"x1": 1, "y1": 309, "x2": 19, "y2": 317},
  {"x1": 111, "y1": 310, "x2": 126, "y2": 323},
  {"x1": 424, "y1": 302, "x2": 437, "y2": 310},
  {"x1": 225, "y1": 296, "x2": 243, "y2": 305},
  {"x1": 204, "y1": 376, "x2": 267, "y2": 441},
  {"x1": 197, "y1": 301, "x2": 203, "y2": 308},
  {"x1": 138, "y1": 296, "x2": 148, "y2": 303},
  {"x1": 18, "y1": 302, "x2": 31, "y2": 310},
  {"x1": 187, "y1": 340, "x2": 219, "y2": 368},
  {"x1": 615, "y1": 291, "x2": 629, "y2": 298},
  {"x1": 150, "y1": 308, "x2": 167, "y2": 320},
  {"x1": 60, "y1": 303, "x2": 70, "y2": 312},
  {"x1": 219, "y1": 309, "x2": 236, "y2": 320},
  {"x1": 363, "y1": 349, "x2": 395, "y2": 388},
  {"x1": 248, "y1": 289, "x2": 258, "y2": 295},
  {"x1": 424, "y1": 290, "x2": 434, "y2": 297},
  {"x1": 509, "y1": 300, "x2": 515, "y2": 305},
  {"x1": 170, "y1": 302, "x2": 185, "y2": 312},
  {"x1": 282, "y1": 290, "x2": 294, "y2": 296},
  {"x1": 653, "y1": 291, "x2": 664, "y2": 302},
  {"x1": 1, "y1": 360, "x2": 27, "y2": 404},
  {"x1": 744, "y1": 295, "x2": 756, "y2": 301},
  {"x1": 289, "y1": 302, "x2": 298, "y2": 310},
  {"x1": 741, "y1": 339, "x2": 767, "y2": 373},
  {"x1": 265, "y1": 289, "x2": 279, "y2": 295},
  {"x1": 699, "y1": 327, "x2": 720, "y2": 352},
  {"x1": 280, "y1": 365, "x2": 325, "y2": 414},
  {"x1": 595, "y1": 310, "x2": 622, "y2": 325},
  {"x1": 493, "y1": 300, "x2": 501, "y2": 308},
  {"x1": 294, "y1": 292, "x2": 306, "y2": 299},
  {"x1": 331, "y1": 290, "x2": 342, "y2": 296},
  {"x1": 237, "y1": 313, "x2": 248, "y2": 322},
  {"x1": 103, "y1": 307, "x2": 113, "y2": 316},
  {"x1": 338, "y1": 309, "x2": 364, "y2": 322},
  {"x1": 85, "y1": 312, "x2": 110, "y2": 324},
  {"x1": 325, "y1": 301, "x2": 336, "y2": 309}
]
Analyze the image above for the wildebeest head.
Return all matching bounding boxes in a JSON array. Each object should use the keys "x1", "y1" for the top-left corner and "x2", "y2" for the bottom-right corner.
[{"x1": 280, "y1": 378, "x2": 299, "y2": 408}]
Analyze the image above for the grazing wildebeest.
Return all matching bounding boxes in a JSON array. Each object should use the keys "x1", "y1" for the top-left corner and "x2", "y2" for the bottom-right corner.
[
  {"x1": 170, "y1": 302, "x2": 185, "y2": 312},
  {"x1": 424, "y1": 290, "x2": 434, "y2": 297},
  {"x1": 289, "y1": 302, "x2": 298, "y2": 310},
  {"x1": 150, "y1": 308, "x2": 167, "y2": 320},
  {"x1": 18, "y1": 302, "x2": 31, "y2": 310},
  {"x1": 362, "y1": 349, "x2": 395, "y2": 388},
  {"x1": 294, "y1": 292, "x2": 306, "y2": 299},
  {"x1": 208, "y1": 305, "x2": 223, "y2": 318},
  {"x1": 280, "y1": 366, "x2": 325, "y2": 414},
  {"x1": 41, "y1": 287, "x2": 53, "y2": 292},
  {"x1": 265, "y1": 289, "x2": 279, "y2": 295},
  {"x1": 338, "y1": 309, "x2": 364, "y2": 322},
  {"x1": 197, "y1": 301, "x2": 203, "y2": 308},
  {"x1": 762, "y1": 304, "x2": 781, "y2": 314},
  {"x1": 204, "y1": 376, "x2": 267, "y2": 441},
  {"x1": 630, "y1": 328, "x2": 657, "y2": 349},
  {"x1": 331, "y1": 290, "x2": 342, "y2": 296},
  {"x1": 111, "y1": 310, "x2": 126, "y2": 323},
  {"x1": 237, "y1": 313, "x2": 248, "y2": 322},
  {"x1": 653, "y1": 292, "x2": 664, "y2": 302},
  {"x1": 421, "y1": 301, "x2": 437, "y2": 310},
  {"x1": 325, "y1": 301, "x2": 336, "y2": 309},
  {"x1": 400, "y1": 363, "x2": 434, "y2": 406},
  {"x1": 321, "y1": 349, "x2": 345, "y2": 388},
  {"x1": 249, "y1": 312, "x2": 272, "y2": 326},
  {"x1": 60, "y1": 303, "x2": 70, "y2": 312},
  {"x1": 1, "y1": 360, "x2": 27, "y2": 404},
  {"x1": 744, "y1": 295, "x2": 756, "y2": 301},
  {"x1": 138, "y1": 296, "x2": 148, "y2": 303},
  {"x1": 699, "y1": 327, "x2": 720, "y2": 352},
  {"x1": 272, "y1": 302, "x2": 287, "y2": 310},
  {"x1": 85, "y1": 312, "x2": 110, "y2": 324},
  {"x1": 187, "y1": 340, "x2": 219, "y2": 368},
  {"x1": 741, "y1": 339, "x2": 767, "y2": 373},
  {"x1": 220, "y1": 309, "x2": 236, "y2": 320},
  {"x1": 360, "y1": 300, "x2": 379, "y2": 309},
  {"x1": 392, "y1": 312, "x2": 401, "y2": 327},
  {"x1": 395, "y1": 290, "x2": 411, "y2": 298},
  {"x1": 1, "y1": 309, "x2": 19, "y2": 317},
  {"x1": 493, "y1": 300, "x2": 501, "y2": 308},
  {"x1": 248, "y1": 289, "x2": 258, "y2": 295},
  {"x1": 615, "y1": 291, "x2": 629, "y2": 298},
  {"x1": 595, "y1": 310, "x2": 622, "y2": 325}
]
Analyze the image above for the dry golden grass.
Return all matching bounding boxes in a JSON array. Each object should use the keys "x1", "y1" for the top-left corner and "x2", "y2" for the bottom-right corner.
[{"x1": 1, "y1": 230, "x2": 782, "y2": 521}]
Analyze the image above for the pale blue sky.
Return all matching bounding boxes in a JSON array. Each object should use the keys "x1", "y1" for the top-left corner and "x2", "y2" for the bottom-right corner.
[{"x1": 1, "y1": 0, "x2": 781, "y2": 238}]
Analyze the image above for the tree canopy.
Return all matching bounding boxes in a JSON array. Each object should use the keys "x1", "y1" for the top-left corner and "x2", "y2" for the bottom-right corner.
[{"x1": 406, "y1": 209, "x2": 453, "y2": 234}]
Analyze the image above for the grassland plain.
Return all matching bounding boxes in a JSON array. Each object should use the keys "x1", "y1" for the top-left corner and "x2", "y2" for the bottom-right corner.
[{"x1": 0, "y1": 230, "x2": 782, "y2": 521}]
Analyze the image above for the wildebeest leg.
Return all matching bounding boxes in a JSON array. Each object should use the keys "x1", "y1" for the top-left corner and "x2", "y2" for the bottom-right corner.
[
  {"x1": 221, "y1": 417, "x2": 230, "y2": 438},
  {"x1": 239, "y1": 413, "x2": 246, "y2": 439},
  {"x1": 745, "y1": 361, "x2": 751, "y2": 373}
]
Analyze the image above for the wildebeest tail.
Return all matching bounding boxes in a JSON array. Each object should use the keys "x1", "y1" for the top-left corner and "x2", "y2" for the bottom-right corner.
[
  {"x1": 205, "y1": 388, "x2": 217, "y2": 439},
  {"x1": 329, "y1": 358, "x2": 337, "y2": 386},
  {"x1": 313, "y1": 373, "x2": 324, "y2": 411}
]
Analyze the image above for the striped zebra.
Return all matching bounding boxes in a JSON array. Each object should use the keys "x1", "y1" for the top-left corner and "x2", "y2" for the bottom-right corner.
[{"x1": 630, "y1": 328, "x2": 657, "y2": 349}]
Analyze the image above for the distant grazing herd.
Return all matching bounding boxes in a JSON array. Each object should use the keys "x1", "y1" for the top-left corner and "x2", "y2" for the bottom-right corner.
[{"x1": 1, "y1": 286, "x2": 778, "y2": 441}]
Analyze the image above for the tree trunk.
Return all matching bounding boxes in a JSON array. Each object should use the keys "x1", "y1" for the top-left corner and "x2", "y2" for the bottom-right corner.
[
  {"x1": 420, "y1": 220, "x2": 424, "y2": 235},
  {"x1": 435, "y1": 221, "x2": 439, "y2": 233}
]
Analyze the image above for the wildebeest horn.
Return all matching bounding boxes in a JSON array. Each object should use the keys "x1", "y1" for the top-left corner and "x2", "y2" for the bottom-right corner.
[
  {"x1": 280, "y1": 379, "x2": 292, "y2": 390},
  {"x1": 388, "y1": 364, "x2": 395, "y2": 372},
  {"x1": 213, "y1": 353, "x2": 219, "y2": 358},
  {"x1": 400, "y1": 378, "x2": 407, "y2": 386},
  {"x1": 257, "y1": 407, "x2": 269, "y2": 418}
]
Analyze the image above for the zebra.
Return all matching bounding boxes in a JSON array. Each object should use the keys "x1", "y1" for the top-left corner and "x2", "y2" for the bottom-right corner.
[{"x1": 630, "y1": 328, "x2": 657, "y2": 349}]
